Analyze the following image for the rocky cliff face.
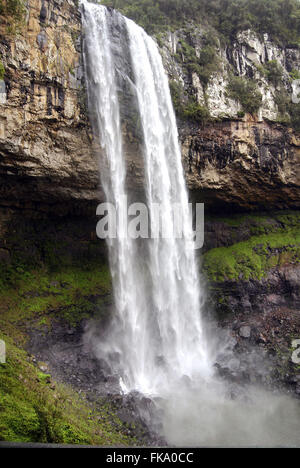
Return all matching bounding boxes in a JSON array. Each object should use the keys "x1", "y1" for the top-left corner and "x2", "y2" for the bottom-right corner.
[
  {"x1": 162, "y1": 28, "x2": 300, "y2": 120},
  {"x1": 181, "y1": 119, "x2": 300, "y2": 211},
  {"x1": 160, "y1": 27, "x2": 300, "y2": 211},
  {"x1": 0, "y1": 0, "x2": 99, "y2": 217},
  {"x1": 0, "y1": 1, "x2": 299, "y2": 216}
]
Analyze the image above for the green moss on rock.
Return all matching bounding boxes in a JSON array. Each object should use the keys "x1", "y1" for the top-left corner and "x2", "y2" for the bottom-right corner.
[
  {"x1": 203, "y1": 226, "x2": 300, "y2": 282},
  {"x1": 0, "y1": 336, "x2": 137, "y2": 445},
  {"x1": 0, "y1": 61, "x2": 5, "y2": 80},
  {"x1": 209, "y1": 211, "x2": 300, "y2": 236},
  {"x1": 0, "y1": 261, "x2": 112, "y2": 342}
]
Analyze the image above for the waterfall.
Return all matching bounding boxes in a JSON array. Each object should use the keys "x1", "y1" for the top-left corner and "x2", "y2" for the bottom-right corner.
[
  {"x1": 79, "y1": 1, "x2": 300, "y2": 448},
  {"x1": 81, "y1": 1, "x2": 211, "y2": 395}
]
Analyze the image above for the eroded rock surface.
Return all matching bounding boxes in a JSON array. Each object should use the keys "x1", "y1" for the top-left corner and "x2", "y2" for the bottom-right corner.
[
  {"x1": 181, "y1": 119, "x2": 300, "y2": 211},
  {"x1": 0, "y1": 2, "x2": 299, "y2": 213},
  {"x1": 0, "y1": 0, "x2": 100, "y2": 214}
]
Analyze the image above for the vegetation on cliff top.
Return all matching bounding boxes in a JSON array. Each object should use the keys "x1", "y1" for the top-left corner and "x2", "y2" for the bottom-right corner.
[
  {"x1": 100, "y1": 0, "x2": 300, "y2": 128},
  {"x1": 102, "y1": 0, "x2": 300, "y2": 46},
  {"x1": 0, "y1": 0, "x2": 25, "y2": 32}
]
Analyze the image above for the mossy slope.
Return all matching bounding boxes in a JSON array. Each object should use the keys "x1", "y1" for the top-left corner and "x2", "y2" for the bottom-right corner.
[
  {"x1": 203, "y1": 211, "x2": 300, "y2": 282},
  {"x1": 0, "y1": 218, "x2": 138, "y2": 445},
  {"x1": 0, "y1": 261, "x2": 112, "y2": 343},
  {"x1": 0, "y1": 335, "x2": 137, "y2": 445}
]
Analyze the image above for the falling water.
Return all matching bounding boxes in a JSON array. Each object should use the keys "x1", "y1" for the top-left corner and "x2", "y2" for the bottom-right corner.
[
  {"x1": 81, "y1": 1, "x2": 211, "y2": 395},
  {"x1": 79, "y1": 1, "x2": 300, "y2": 447}
]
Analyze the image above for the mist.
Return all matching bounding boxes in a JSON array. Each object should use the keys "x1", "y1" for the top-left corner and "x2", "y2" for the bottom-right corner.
[{"x1": 157, "y1": 380, "x2": 300, "y2": 447}]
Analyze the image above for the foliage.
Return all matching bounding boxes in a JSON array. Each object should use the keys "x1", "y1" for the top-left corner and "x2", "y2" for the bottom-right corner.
[
  {"x1": 177, "y1": 38, "x2": 221, "y2": 87},
  {"x1": 101, "y1": 0, "x2": 299, "y2": 125},
  {"x1": 169, "y1": 79, "x2": 210, "y2": 123},
  {"x1": 182, "y1": 99, "x2": 210, "y2": 123},
  {"x1": 169, "y1": 79, "x2": 184, "y2": 115},
  {"x1": 274, "y1": 89, "x2": 290, "y2": 116},
  {"x1": 289, "y1": 102, "x2": 300, "y2": 132},
  {"x1": 273, "y1": 87, "x2": 300, "y2": 131},
  {"x1": 290, "y1": 69, "x2": 300, "y2": 80},
  {"x1": 101, "y1": 0, "x2": 300, "y2": 46},
  {"x1": 0, "y1": 0, "x2": 25, "y2": 25},
  {"x1": 226, "y1": 75, "x2": 262, "y2": 114},
  {"x1": 264, "y1": 60, "x2": 284, "y2": 88}
]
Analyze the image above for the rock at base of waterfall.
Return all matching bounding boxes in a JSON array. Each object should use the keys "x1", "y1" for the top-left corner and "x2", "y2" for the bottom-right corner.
[{"x1": 239, "y1": 326, "x2": 251, "y2": 339}]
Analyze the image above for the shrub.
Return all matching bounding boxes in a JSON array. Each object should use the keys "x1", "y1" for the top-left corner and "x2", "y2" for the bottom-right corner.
[
  {"x1": 169, "y1": 79, "x2": 210, "y2": 123},
  {"x1": 176, "y1": 38, "x2": 220, "y2": 87},
  {"x1": 197, "y1": 45, "x2": 220, "y2": 86},
  {"x1": 274, "y1": 89, "x2": 300, "y2": 132},
  {"x1": 169, "y1": 79, "x2": 184, "y2": 115},
  {"x1": 290, "y1": 69, "x2": 300, "y2": 80},
  {"x1": 274, "y1": 89, "x2": 290, "y2": 116},
  {"x1": 0, "y1": 0, "x2": 26, "y2": 33},
  {"x1": 182, "y1": 99, "x2": 210, "y2": 123},
  {"x1": 265, "y1": 60, "x2": 284, "y2": 88},
  {"x1": 227, "y1": 75, "x2": 262, "y2": 114}
]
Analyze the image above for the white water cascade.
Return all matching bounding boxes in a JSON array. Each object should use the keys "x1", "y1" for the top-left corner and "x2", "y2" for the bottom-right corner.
[{"x1": 81, "y1": 1, "x2": 211, "y2": 395}]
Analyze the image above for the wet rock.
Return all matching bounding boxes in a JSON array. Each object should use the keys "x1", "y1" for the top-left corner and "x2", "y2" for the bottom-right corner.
[{"x1": 239, "y1": 326, "x2": 251, "y2": 339}]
